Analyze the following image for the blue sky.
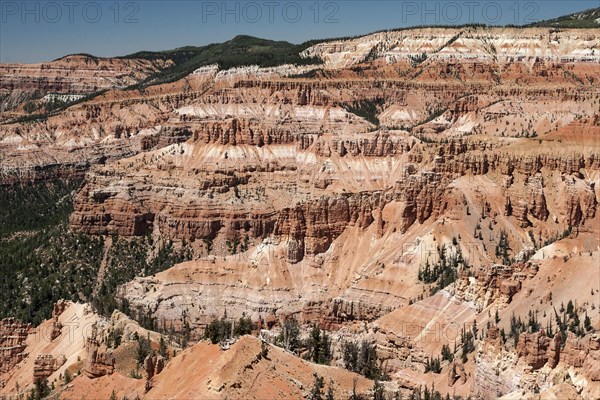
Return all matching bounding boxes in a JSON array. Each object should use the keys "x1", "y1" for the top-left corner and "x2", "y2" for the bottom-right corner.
[{"x1": 1, "y1": 0, "x2": 599, "y2": 63}]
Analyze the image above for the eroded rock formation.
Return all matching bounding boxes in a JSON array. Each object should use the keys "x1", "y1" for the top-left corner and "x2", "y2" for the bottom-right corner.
[
  {"x1": 83, "y1": 325, "x2": 115, "y2": 378},
  {"x1": 516, "y1": 331, "x2": 562, "y2": 370},
  {"x1": 0, "y1": 318, "x2": 30, "y2": 374},
  {"x1": 1, "y1": 23, "x2": 599, "y2": 400},
  {"x1": 33, "y1": 354, "x2": 65, "y2": 382}
]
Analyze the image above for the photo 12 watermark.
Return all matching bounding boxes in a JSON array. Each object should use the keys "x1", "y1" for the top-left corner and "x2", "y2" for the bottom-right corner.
[
  {"x1": 1, "y1": 1, "x2": 140, "y2": 23},
  {"x1": 399, "y1": 1, "x2": 542, "y2": 25},
  {"x1": 0, "y1": 1, "x2": 550, "y2": 26},
  {"x1": 196, "y1": 1, "x2": 543, "y2": 26},
  {"x1": 200, "y1": 1, "x2": 340, "y2": 24}
]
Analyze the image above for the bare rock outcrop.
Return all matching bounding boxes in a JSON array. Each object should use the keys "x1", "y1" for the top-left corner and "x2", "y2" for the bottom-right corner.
[
  {"x1": 447, "y1": 361, "x2": 467, "y2": 386},
  {"x1": 0, "y1": 318, "x2": 31, "y2": 374},
  {"x1": 561, "y1": 333, "x2": 600, "y2": 381},
  {"x1": 0, "y1": 55, "x2": 171, "y2": 111},
  {"x1": 83, "y1": 325, "x2": 115, "y2": 378},
  {"x1": 516, "y1": 331, "x2": 562, "y2": 370},
  {"x1": 561, "y1": 176, "x2": 597, "y2": 227},
  {"x1": 33, "y1": 354, "x2": 65, "y2": 382},
  {"x1": 49, "y1": 300, "x2": 68, "y2": 341},
  {"x1": 453, "y1": 263, "x2": 537, "y2": 309},
  {"x1": 144, "y1": 355, "x2": 166, "y2": 392}
]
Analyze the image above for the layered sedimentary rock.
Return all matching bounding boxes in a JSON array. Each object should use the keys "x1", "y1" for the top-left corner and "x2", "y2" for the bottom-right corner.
[
  {"x1": 144, "y1": 355, "x2": 165, "y2": 392},
  {"x1": 83, "y1": 323, "x2": 116, "y2": 378},
  {"x1": 0, "y1": 318, "x2": 30, "y2": 374},
  {"x1": 516, "y1": 331, "x2": 562, "y2": 370},
  {"x1": 83, "y1": 337, "x2": 115, "y2": 378},
  {"x1": 64, "y1": 34, "x2": 599, "y2": 339},
  {"x1": 452, "y1": 263, "x2": 538, "y2": 310},
  {"x1": 561, "y1": 175, "x2": 598, "y2": 227},
  {"x1": 561, "y1": 333, "x2": 600, "y2": 381},
  {"x1": 2, "y1": 25, "x2": 600, "y2": 399},
  {"x1": 49, "y1": 300, "x2": 68, "y2": 341},
  {"x1": 0, "y1": 55, "x2": 170, "y2": 93},
  {"x1": 448, "y1": 362, "x2": 467, "y2": 386},
  {"x1": 0, "y1": 302, "x2": 103, "y2": 397},
  {"x1": 0, "y1": 55, "x2": 171, "y2": 112},
  {"x1": 472, "y1": 331, "x2": 600, "y2": 400},
  {"x1": 302, "y1": 28, "x2": 600, "y2": 68},
  {"x1": 472, "y1": 332, "x2": 521, "y2": 399},
  {"x1": 33, "y1": 354, "x2": 65, "y2": 382},
  {"x1": 3, "y1": 26, "x2": 600, "y2": 185}
]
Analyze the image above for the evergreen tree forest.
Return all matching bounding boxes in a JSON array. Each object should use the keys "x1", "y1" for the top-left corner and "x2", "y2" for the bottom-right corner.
[{"x1": 0, "y1": 180, "x2": 191, "y2": 325}]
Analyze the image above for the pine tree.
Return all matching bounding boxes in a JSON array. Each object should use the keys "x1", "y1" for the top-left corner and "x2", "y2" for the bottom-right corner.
[
  {"x1": 350, "y1": 377, "x2": 359, "y2": 400},
  {"x1": 546, "y1": 318, "x2": 554, "y2": 338},
  {"x1": 326, "y1": 380, "x2": 335, "y2": 400},
  {"x1": 136, "y1": 334, "x2": 151, "y2": 366},
  {"x1": 460, "y1": 326, "x2": 475, "y2": 363},
  {"x1": 320, "y1": 331, "x2": 332, "y2": 364},
  {"x1": 309, "y1": 374, "x2": 325, "y2": 400},
  {"x1": 234, "y1": 314, "x2": 255, "y2": 336},
  {"x1": 64, "y1": 369, "x2": 72, "y2": 384},
  {"x1": 308, "y1": 326, "x2": 332, "y2": 364},
  {"x1": 159, "y1": 335, "x2": 168, "y2": 358},
  {"x1": 584, "y1": 313, "x2": 592, "y2": 332},
  {"x1": 342, "y1": 341, "x2": 360, "y2": 372},
  {"x1": 373, "y1": 379, "x2": 384, "y2": 400},
  {"x1": 528, "y1": 310, "x2": 540, "y2": 332},
  {"x1": 342, "y1": 340, "x2": 379, "y2": 379},
  {"x1": 425, "y1": 356, "x2": 441, "y2": 373},
  {"x1": 566, "y1": 300, "x2": 575, "y2": 316},
  {"x1": 205, "y1": 316, "x2": 232, "y2": 344},
  {"x1": 441, "y1": 344, "x2": 453, "y2": 362},
  {"x1": 280, "y1": 318, "x2": 300, "y2": 354},
  {"x1": 260, "y1": 340, "x2": 270, "y2": 359},
  {"x1": 309, "y1": 326, "x2": 322, "y2": 363}
]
